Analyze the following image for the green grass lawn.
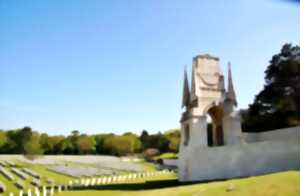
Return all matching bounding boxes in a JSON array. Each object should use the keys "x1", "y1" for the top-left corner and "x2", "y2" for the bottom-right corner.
[
  {"x1": 0, "y1": 159, "x2": 76, "y2": 195},
  {"x1": 2, "y1": 158, "x2": 300, "y2": 196},
  {"x1": 57, "y1": 171, "x2": 300, "y2": 196},
  {"x1": 153, "y1": 153, "x2": 177, "y2": 160},
  {"x1": 0, "y1": 159, "x2": 164, "y2": 195}
]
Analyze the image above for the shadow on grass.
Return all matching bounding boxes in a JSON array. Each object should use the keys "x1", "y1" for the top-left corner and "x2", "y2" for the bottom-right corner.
[
  {"x1": 73, "y1": 179, "x2": 182, "y2": 191},
  {"x1": 71, "y1": 178, "x2": 228, "y2": 191},
  {"x1": 69, "y1": 172, "x2": 297, "y2": 192}
]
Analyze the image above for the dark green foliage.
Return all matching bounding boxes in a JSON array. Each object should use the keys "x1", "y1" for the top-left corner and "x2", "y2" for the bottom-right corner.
[
  {"x1": 0, "y1": 127, "x2": 181, "y2": 156},
  {"x1": 139, "y1": 130, "x2": 180, "y2": 153},
  {"x1": 243, "y1": 44, "x2": 300, "y2": 132}
]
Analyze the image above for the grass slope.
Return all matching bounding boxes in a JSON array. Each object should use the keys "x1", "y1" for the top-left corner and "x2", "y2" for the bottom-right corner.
[
  {"x1": 58, "y1": 171, "x2": 300, "y2": 196},
  {"x1": 0, "y1": 160, "x2": 75, "y2": 195}
]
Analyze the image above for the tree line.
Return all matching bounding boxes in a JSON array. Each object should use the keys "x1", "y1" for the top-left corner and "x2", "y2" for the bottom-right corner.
[{"x1": 0, "y1": 127, "x2": 180, "y2": 157}]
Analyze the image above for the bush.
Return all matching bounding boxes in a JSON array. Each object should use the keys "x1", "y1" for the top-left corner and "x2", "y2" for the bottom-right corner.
[{"x1": 143, "y1": 148, "x2": 160, "y2": 161}]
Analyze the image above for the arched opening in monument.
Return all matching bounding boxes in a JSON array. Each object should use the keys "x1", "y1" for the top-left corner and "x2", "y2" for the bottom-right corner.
[
  {"x1": 207, "y1": 106, "x2": 224, "y2": 146},
  {"x1": 206, "y1": 115, "x2": 213, "y2": 147}
]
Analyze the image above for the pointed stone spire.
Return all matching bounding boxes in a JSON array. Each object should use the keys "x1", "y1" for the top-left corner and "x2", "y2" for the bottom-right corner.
[
  {"x1": 226, "y1": 62, "x2": 237, "y2": 106},
  {"x1": 182, "y1": 67, "x2": 190, "y2": 108}
]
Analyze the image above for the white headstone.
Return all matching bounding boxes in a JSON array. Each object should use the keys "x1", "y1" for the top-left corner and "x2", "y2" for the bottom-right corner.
[
  {"x1": 50, "y1": 187, "x2": 54, "y2": 196},
  {"x1": 35, "y1": 187, "x2": 40, "y2": 196},
  {"x1": 43, "y1": 186, "x2": 47, "y2": 196},
  {"x1": 107, "y1": 177, "x2": 112, "y2": 183},
  {"x1": 81, "y1": 179, "x2": 85, "y2": 185},
  {"x1": 19, "y1": 190, "x2": 23, "y2": 196},
  {"x1": 85, "y1": 179, "x2": 91, "y2": 187},
  {"x1": 112, "y1": 176, "x2": 117, "y2": 182},
  {"x1": 97, "y1": 178, "x2": 102, "y2": 184},
  {"x1": 91, "y1": 178, "x2": 96, "y2": 186},
  {"x1": 9, "y1": 192, "x2": 14, "y2": 196},
  {"x1": 58, "y1": 185, "x2": 61, "y2": 192},
  {"x1": 27, "y1": 189, "x2": 32, "y2": 196},
  {"x1": 102, "y1": 177, "x2": 107, "y2": 184},
  {"x1": 118, "y1": 176, "x2": 122, "y2": 181}
]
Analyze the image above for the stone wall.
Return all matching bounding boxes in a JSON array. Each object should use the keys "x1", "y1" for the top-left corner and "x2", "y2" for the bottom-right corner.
[
  {"x1": 243, "y1": 126, "x2": 300, "y2": 143},
  {"x1": 178, "y1": 140, "x2": 300, "y2": 182}
]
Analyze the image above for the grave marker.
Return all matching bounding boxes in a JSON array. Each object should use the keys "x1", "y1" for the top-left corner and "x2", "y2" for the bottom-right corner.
[
  {"x1": 107, "y1": 177, "x2": 112, "y2": 183},
  {"x1": 80, "y1": 179, "x2": 85, "y2": 185},
  {"x1": 102, "y1": 177, "x2": 107, "y2": 184},
  {"x1": 91, "y1": 178, "x2": 96, "y2": 186},
  {"x1": 27, "y1": 189, "x2": 32, "y2": 196},
  {"x1": 85, "y1": 179, "x2": 90, "y2": 187},
  {"x1": 42, "y1": 186, "x2": 46, "y2": 196},
  {"x1": 117, "y1": 176, "x2": 122, "y2": 182},
  {"x1": 50, "y1": 187, "x2": 54, "y2": 196},
  {"x1": 35, "y1": 187, "x2": 40, "y2": 196}
]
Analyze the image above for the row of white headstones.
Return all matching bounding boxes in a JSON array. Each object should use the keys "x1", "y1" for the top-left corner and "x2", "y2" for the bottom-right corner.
[{"x1": 8, "y1": 170, "x2": 173, "y2": 196}]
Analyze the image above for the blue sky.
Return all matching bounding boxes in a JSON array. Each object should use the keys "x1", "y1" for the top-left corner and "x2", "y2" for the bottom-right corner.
[{"x1": 0, "y1": 0, "x2": 299, "y2": 135}]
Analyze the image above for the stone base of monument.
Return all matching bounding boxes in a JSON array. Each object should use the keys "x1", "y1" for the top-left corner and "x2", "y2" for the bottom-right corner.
[{"x1": 178, "y1": 140, "x2": 300, "y2": 182}]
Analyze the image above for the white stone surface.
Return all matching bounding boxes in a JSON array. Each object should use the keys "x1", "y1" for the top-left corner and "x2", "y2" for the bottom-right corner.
[
  {"x1": 178, "y1": 141, "x2": 300, "y2": 182},
  {"x1": 223, "y1": 114, "x2": 243, "y2": 146},
  {"x1": 244, "y1": 126, "x2": 300, "y2": 143}
]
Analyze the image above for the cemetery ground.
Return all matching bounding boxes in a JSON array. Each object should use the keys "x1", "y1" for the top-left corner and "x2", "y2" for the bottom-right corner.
[
  {"x1": 59, "y1": 171, "x2": 300, "y2": 196},
  {"x1": 0, "y1": 155, "x2": 299, "y2": 196}
]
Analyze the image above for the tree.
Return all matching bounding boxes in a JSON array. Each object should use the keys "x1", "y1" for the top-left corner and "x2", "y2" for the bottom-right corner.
[
  {"x1": 164, "y1": 129, "x2": 180, "y2": 152},
  {"x1": 0, "y1": 130, "x2": 8, "y2": 153},
  {"x1": 103, "y1": 135, "x2": 141, "y2": 156},
  {"x1": 140, "y1": 130, "x2": 149, "y2": 151},
  {"x1": 24, "y1": 132, "x2": 43, "y2": 160},
  {"x1": 60, "y1": 137, "x2": 75, "y2": 154},
  {"x1": 94, "y1": 134, "x2": 114, "y2": 154},
  {"x1": 70, "y1": 130, "x2": 80, "y2": 154},
  {"x1": 48, "y1": 136, "x2": 65, "y2": 154},
  {"x1": 76, "y1": 135, "x2": 96, "y2": 154},
  {"x1": 244, "y1": 44, "x2": 300, "y2": 132}
]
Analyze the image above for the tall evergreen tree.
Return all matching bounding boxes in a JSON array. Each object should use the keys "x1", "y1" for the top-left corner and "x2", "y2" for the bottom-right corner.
[{"x1": 244, "y1": 44, "x2": 300, "y2": 132}]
